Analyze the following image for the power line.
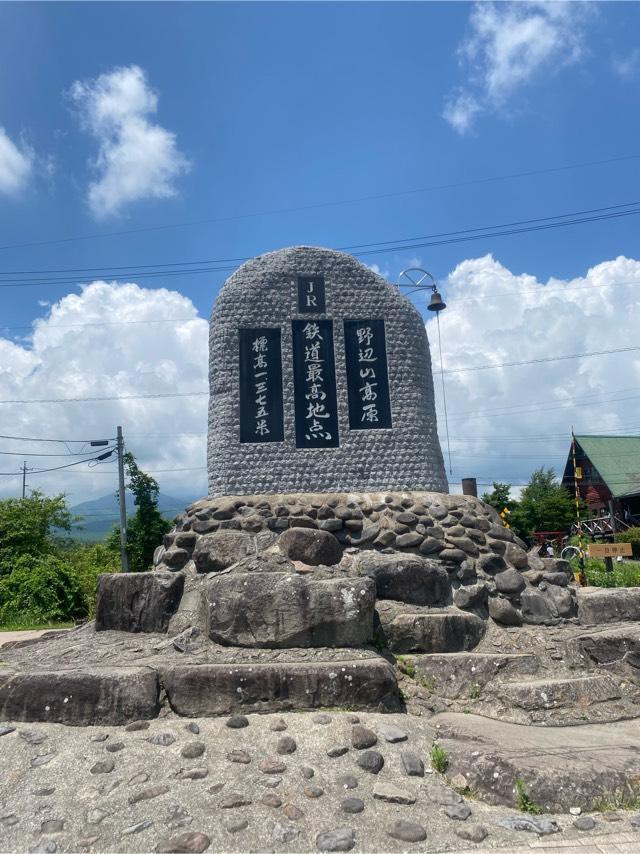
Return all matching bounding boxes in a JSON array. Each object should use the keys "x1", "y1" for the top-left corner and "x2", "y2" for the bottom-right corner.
[
  {"x1": 1, "y1": 201, "x2": 639, "y2": 289},
  {"x1": 0, "y1": 446, "x2": 117, "y2": 457},
  {"x1": 0, "y1": 449, "x2": 116, "y2": 476},
  {"x1": 444, "y1": 345, "x2": 640, "y2": 374},
  {"x1": 0, "y1": 433, "x2": 114, "y2": 443},
  {"x1": 1, "y1": 153, "x2": 636, "y2": 255}
]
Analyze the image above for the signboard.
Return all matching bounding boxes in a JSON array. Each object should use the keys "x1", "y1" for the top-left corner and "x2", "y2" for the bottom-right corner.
[
  {"x1": 297, "y1": 275, "x2": 326, "y2": 314},
  {"x1": 343, "y1": 319, "x2": 392, "y2": 430},
  {"x1": 291, "y1": 319, "x2": 339, "y2": 448},
  {"x1": 238, "y1": 328, "x2": 284, "y2": 443},
  {"x1": 587, "y1": 542, "x2": 633, "y2": 558}
]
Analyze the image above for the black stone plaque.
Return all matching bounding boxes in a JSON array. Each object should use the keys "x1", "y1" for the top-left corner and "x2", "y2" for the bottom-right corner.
[
  {"x1": 344, "y1": 319, "x2": 392, "y2": 430},
  {"x1": 291, "y1": 319, "x2": 339, "y2": 448},
  {"x1": 297, "y1": 275, "x2": 326, "y2": 314},
  {"x1": 239, "y1": 328, "x2": 284, "y2": 443}
]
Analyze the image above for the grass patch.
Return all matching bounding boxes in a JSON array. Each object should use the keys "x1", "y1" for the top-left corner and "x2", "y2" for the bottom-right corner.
[
  {"x1": 469, "y1": 682, "x2": 482, "y2": 699},
  {"x1": 568, "y1": 552, "x2": 640, "y2": 588},
  {"x1": 515, "y1": 779, "x2": 543, "y2": 814},
  {"x1": 395, "y1": 655, "x2": 416, "y2": 679},
  {"x1": 593, "y1": 786, "x2": 640, "y2": 812},
  {"x1": 0, "y1": 619, "x2": 74, "y2": 632},
  {"x1": 430, "y1": 742, "x2": 449, "y2": 773}
]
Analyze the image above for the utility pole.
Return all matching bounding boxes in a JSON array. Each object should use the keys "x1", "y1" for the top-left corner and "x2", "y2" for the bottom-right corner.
[
  {"x1": 21, "y1": 461, "x2": 28, "y2": 498},
  {"x1": 117, "y1": 426, "x2": 129, "y2": 572}
]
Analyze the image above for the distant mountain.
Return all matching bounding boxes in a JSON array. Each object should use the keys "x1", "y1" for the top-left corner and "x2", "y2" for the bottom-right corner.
[{"x1": 68, "y1": 492, "x2": 194, "y2": 542}]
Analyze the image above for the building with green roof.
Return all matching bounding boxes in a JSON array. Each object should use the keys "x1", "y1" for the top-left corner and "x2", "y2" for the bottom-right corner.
[{"x1": 562, "y1": 435, "x2": 640, "y2": 526}]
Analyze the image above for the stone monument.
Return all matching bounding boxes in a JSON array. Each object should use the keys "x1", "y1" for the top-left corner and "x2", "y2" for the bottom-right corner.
[
  {"x1": 207, "y1": 246, "x2": 448, "y2": 496},
  {"x1": 0, "y1": 246, "x2": 598, "y2": 729}
]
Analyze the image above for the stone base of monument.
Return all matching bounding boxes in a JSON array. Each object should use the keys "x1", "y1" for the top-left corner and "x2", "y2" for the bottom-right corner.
[{"x1": 3, "y1": 491, "x2": 640, "y2": 728}]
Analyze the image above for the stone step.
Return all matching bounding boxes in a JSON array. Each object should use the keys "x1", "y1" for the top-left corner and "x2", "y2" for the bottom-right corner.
[
  {"x1": 0, "y1": 667, "x2": 160, "y2": 726},
  {"x1": 0, "y1": 655, "x2": 400, "y2": 724},
  {"x1": 411, "y1": 652, "x2": 538, "y2": 699},
  {"x1": 565, "y1": 625, "x2": 640, "y2": 671},
  {"x1": 159, "y1": 657, "x2": 400, "y2": 716},
  {"x1": 490, "y1": 673, "x2": 636, "y2": 725},
  {"x1": 432, "y1": 710, "x2": 640, "y2": 811},
  {"x1": 577, "y1": 586, "x2": 640, "y2": 625},
  {"x1": 376, "y1": 602, "x2": 485, "y2": 653}
]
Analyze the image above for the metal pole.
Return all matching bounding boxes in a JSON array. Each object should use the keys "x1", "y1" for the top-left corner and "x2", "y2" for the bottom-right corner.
[
  {"x1": 22, "y1": 461, "x2": 27, "y2": 499},
  {"x1": 117, "y1": 426, "x2": 129, "y2": 572},
  {"x1": 436, "y1": 311, "x2": 453, "y2": 475}
]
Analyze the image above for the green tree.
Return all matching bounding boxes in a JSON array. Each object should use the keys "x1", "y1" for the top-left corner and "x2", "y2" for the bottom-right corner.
[
  {"x1": 481, "y1": 482, "x2": 517, "y2": 515},
  {"x1": 108, "y1": 453, "x2": 172, "y2": 572},
  {"x1": 0, "y1": 491, "x2": 72, "y2": 576},
  {"x1": 511, "y1": 467, "x2": 577, "y2": 538}
]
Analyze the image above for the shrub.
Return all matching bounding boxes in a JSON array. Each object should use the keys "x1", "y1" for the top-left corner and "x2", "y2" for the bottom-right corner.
[
  {"x1": 0, "y1": 555, "x2": 85, "y2": 626},
  {"x1": 616, "y1": 527, "x2": 640, "y2": 559}
]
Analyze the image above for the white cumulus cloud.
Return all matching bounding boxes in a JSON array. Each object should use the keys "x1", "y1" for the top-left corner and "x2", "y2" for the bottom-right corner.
[
  {"x1": 69, "y1": 65, "x2": 190, "y2": 218},
  {"x1": 444, "y1": 1, "x2": 590, "y2": 134},
  {"x1": 427, "y1": 254, "x2": 640, "y2": 489},
  {"x1": 1, "y1": 255, "x2": 638, "y2": 507},
  {"x1": 0, "y1": 127, "x2": 34, "y2": 196},
  {"x1": 0, "y1": 282, "x2": 208, "y2": 504}
]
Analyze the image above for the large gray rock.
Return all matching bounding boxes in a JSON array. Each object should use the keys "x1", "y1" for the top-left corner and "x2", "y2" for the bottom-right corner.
[
  {"x1": 376, "y1": 602, "x2": 485, "y2": 654},
  {"x1": 192, "y1": 531, "x2": 253, "y2": 573},
  {"x1": 95, "y1": 572, "x2": 184, "y2": 633},
  {"x1": 277, "y1": 527, "x2": 342, "y2": 566},
  {"x1": 353, "y1": 552, "x2": 450, "y2": 606},
  {"x1": 494, "y1": 568, "x2": 525, "y2": 596},
  {"x1": 207, "y1": 573, "x2": 375, "y2": 647},
  {"x1": 0, "y1": 667, "x2": 160, "y2": 725},
  {"x1": 488, "y1": 596, "x2": 522, "y2": 626},
  {"x1": 578, "y1": 587, "x2": 640, "y2": 625},
  {"x1": 521, "y1": 586, "x2": 576, "y2": 625},
  {"x1": 160, "y1": 659, "x2": 400, "y2": 715}
]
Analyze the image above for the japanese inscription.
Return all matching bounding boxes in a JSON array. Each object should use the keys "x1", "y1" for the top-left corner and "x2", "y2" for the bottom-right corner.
[
  {"x1": 291, "y1": 319, "x2": 339, "y2": 448},
  {"x1": 297, "y1": 275, "x2": 326, "y2": 314},
  {"x1": 239, "y1": 328, "x2": 284, "y2": 443},
  {"x1": 344, "y1": 319, "x2": 392, "y2": 430}
]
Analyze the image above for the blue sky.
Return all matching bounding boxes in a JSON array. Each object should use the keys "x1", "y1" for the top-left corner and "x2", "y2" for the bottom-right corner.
[{"x1": 0, "y1": 1, "x2": 639, "y2": 504}]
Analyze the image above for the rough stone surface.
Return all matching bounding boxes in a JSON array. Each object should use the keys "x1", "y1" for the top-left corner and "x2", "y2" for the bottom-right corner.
[
  {"x1": 353, "y1": 552, "x2": 450, "y2": 606},
  {"x1": 160, "y1": 659, "x2": 400, "y2": 716},
  {"x1": 578, "y1": 587, "x2": 640, "y2": 625},
  {"x1": 376, "y1": 602, "x2": 485, "y2": 653},
  {"x1": 96, "y1": 572, "x2": 184, "y2": 633},
  {"x1": 277, "y1": 528, "x2": 342, "y2": 566},
  {"x1": 207, "y1": 574, "x2": 375, "y2": 647},
  {"x1": 0, "y1": 667, "x2": 159, "y2": 725},
  {"x1": 207, "y1": 247, "x2": 448, "y2": 496},
  {"x1": 192, "y1": 532, "x2": 253, "y2": 573}
]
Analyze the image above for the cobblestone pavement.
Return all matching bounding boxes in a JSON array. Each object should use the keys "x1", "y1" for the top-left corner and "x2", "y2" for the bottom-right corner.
[{"x1": 1, "y1": 711, "x2": 639, "y2": 853}]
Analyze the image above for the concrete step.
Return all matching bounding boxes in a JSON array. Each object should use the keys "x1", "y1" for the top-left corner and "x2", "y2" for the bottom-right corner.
[
  {"x1": 411, "y1": 652, "x2": 538, "y2": 699},
  {"x1": 577, "y1": 586, "x2": 640, "y2": 625}
]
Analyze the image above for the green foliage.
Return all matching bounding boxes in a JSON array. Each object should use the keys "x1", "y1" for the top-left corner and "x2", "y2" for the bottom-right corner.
[
  {"x1": 615, "y1": 527, "x2": 640, "y2": 559},
  {"x1": 106, "y1": 453, "x2": 172, "y2": 573},
  {"x1": 469, "y1": 682, "x2": 481, "y2": 699},
  {"x1": 510, "y1": 467, "x2": 578, "y2": 539},
  {"x1": 430, "y1": 742, "x2": 449, "y2": 773},
  {"x1": 583, "y1": 558, "x2": 640, "y2": 588},
  {"x1": 395, "y1": 655, "x2": 416, "y2": 679},
  {"x1": 0, "y1": 555, "x2": 85, "y2": 625},
  {"x1": 515, "y1": 779, "x2": 543, "y2": 814},
  {"x1": 59, "y1": 543, "x2": 120, "y2": 618},
  {"x1": 0, "y1": 491, "x2": 121, "y2": 629},
  {"x1": 481, "y1": 482, "x2": 516, "y2": 514},
  {"x1": 0, "y1": 491, "x2": 72, "y2": 576}
]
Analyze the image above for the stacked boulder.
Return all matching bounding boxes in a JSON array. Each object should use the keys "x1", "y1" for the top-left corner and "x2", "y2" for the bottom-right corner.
[{"x1": 144, "y1": 491, "x2": 578, "y2": 648}]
